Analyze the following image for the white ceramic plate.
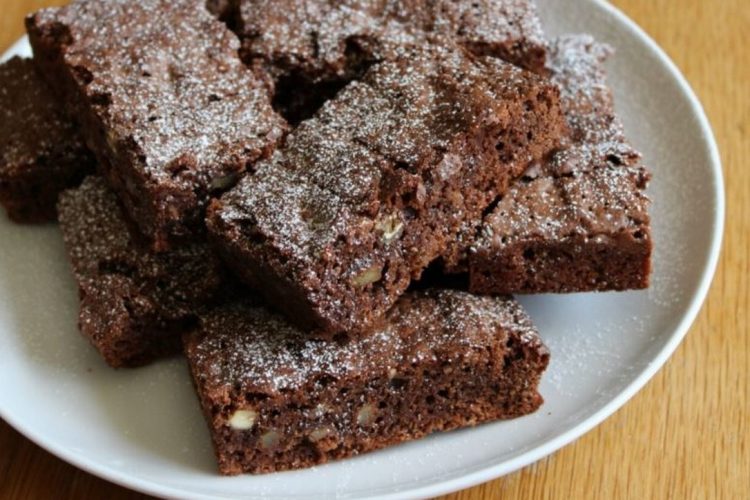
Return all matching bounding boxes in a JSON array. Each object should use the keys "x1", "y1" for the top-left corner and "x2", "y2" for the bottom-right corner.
[{"x1": 0, "y1": 0, "x2": 723, "y2": 498}]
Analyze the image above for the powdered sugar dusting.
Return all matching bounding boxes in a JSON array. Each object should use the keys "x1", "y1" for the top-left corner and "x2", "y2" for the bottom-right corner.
[
  {"x1": 57, "y1": 177, "x2": 224, "y2": 320},
  {"x1": 189, "y1": 290, "x2": 544, "y2": 394},
  {"x1": 237, "y1": 0, "x2": 547, "y2": 81},
  {"x1": 476, "y1": 35, "x2": 651, "y2": 252},
  {"x1": 211, "y1": 43, "x2": 558, "y2": 332},
  {"x1": 0, "y1": 57, "x2": 88, "y2": 175},
  {"x1": 32, "y1": 0, "x2": 286, "y2": 188}
]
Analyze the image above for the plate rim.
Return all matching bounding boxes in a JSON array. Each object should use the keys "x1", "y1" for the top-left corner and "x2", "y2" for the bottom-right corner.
[{"x1": 0, "y1": 0, "x2": 725, "y2": 498}]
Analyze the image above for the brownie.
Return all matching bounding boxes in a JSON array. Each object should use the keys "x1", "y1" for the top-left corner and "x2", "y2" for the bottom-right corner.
[
  {"x1": 234, "y1": 0, "x2": 548, "y2": 123},
  {"x1": 184, "y1": 289, "x2": 550, "y2": 475},
  {"x1": 207, "y1": 45, "x2": 566, "y2": 336},
  {"x1": 468, "y1": 35, "x2": 652, "y2": 294},
  {"x1": 0, "y1": 57, "x2": 94, "y2": 223},
  {"x1": 57, "y1": 177, "x2": 226, "y2": 368},
  {"x1": 236, "y1": 0, "x2": 548, "y2": 80},
  {"x1": 27, "y1": 0, "x2": 287, "y2": 251}
]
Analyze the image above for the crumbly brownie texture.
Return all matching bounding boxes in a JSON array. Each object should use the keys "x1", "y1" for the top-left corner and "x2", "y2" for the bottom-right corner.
[
  {"x1": 236, "y1": 0, "x2": 547, "y2": 81},
  {"x1": 207, "y1": 45, "x2": 566, "y2": 335},
  {"x1": 27, "y1": 0, "x2": 287, "y2": 251},
  {"x1": 469, "y1": 35, "x2": 652, "y2": 294},
  {"x1": 0, "y1": 57, "x2": 94, "y2": 223},
  {"x1": 57, "y1": 177, "x2": 226, "y2": 368},
  {"x1": 184, "y1": 289, "x2": 550, "y2": 475}
]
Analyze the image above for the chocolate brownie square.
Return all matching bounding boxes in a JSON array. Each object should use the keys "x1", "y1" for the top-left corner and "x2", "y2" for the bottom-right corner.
[
  {"x1": 207, "y1": 45, "x2": 566, "y2": 335},
  {"x1": 184, "y1": 289, "x2": 550, "y2": 474},
  {"x1": 0, "y1": 57, "x2": 94, "y2": 223},
  {"x1": 468, "y1": 35, "x2": 652, "y2": 293},
  {"x1": 236, "y1": 0, "x2": 548, "y2": 80},
  {"x1": 27, "y1": 0, "x2": 287, "y2": 251},
  {"x1": 57, "y1": 177, "x2": 226, "y2": 368}
]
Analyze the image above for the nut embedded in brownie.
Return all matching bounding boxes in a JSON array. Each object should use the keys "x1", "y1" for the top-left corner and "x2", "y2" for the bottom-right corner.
[
  {"x1": 207, "y1": 44, "x2": 566, "y2": 336},
  {"x1": 27, "y1": 0, "x2": 287, "y2": 251},
  {"x1": 468, "y1": 35, "x2": 652, "y2": 294},
  {"x1": 57, "y1": 177, "x2": 227, "y2": 368},
  {"x1": 0, "y1": 57, "x2": 94, "y2": 223},
  {"x1": 184, "y1": 289, "x2": 550, "y2": 475}
]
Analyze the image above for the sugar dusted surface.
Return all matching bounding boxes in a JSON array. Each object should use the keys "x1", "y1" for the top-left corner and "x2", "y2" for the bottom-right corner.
[
  {"x1": 211, "y1": 43, "x2": 557, "y2": 332},
  {"x1": 0, "y1": 57, "x2": 86, "y2": 175},
  {"x1": 476, "y1": 35, "x2": 650, "y2": 251},
  {"x1": 57, "y1": 177, "x2": 222, "y2": 318},
  {"x1": 216, "y1": 160, "x2": 356, "y2": 260},
  {"x1": 237, "y1": 0, "x2": 547, "y2": 79},
  {"x1": 0, "y1": 0, "x2": 724, "y2": 494},
  {"x1": 33, "y1": 0, "x2": 285, "y2": 183},
  {"x1": 216, "y1": 43, "x2": 536, "y2": 257},
  {"x1": 189, "y1": 290, "x2": 544, "y2": 395},
  {"x1": 319, "y1": 47, "x2": 537, "y2": 166}
]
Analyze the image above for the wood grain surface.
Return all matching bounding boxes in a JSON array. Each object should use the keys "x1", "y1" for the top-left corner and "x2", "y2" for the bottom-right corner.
[{"x1": 1, "y1": 0, "x2": 747, "y2": 499}]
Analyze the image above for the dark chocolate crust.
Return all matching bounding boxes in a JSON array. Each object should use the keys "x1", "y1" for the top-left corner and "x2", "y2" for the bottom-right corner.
[
  {"x1": 57, "y1": 177, "x2": 226, "y2": 368},
  {"x1": 184, "y1": 289, "x2": 549, "y2": 475},
  {"x1": 468, "y1": 35, "x2": 652, "y2": 294},
  {"x1": 26, "y1": 0, "x2": 287, "y2": 251},
  {"x1": 207, "y1": 45, "x2": 566, "y2": 336},
  {"x1": 0, "y1": 57, "x2": 94, "y2": 223}
]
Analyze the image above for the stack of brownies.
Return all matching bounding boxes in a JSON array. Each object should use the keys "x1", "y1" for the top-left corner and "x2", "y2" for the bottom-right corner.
[{"x1": 0, "y1": 0, "x2": 651, "y2": 475}]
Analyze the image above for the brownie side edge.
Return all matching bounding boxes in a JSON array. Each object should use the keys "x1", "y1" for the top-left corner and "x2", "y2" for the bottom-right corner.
[{"x1": 183, "y1": 290, "x2": 549, "y2": 474}]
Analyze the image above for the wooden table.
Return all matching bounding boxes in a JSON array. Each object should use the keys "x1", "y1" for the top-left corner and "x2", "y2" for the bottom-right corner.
[{"x1": 1, "y1": 1, "x2": 747, "y2": 498}]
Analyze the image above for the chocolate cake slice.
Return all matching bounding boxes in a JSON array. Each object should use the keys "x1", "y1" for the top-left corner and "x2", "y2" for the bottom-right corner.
[
  {"x1": 57, "y1": 177, "x2": 226, "y2": 368},
  {"x1": 0, "y1": 57, "x2": 94, "y2": 223},
  {"x1": 468, "y1": 35, "x2": 652, "y2": 293},
  {"x1": 184, "y1": 289, "x2": 549, "y2": 475},
  {"x1": 27, "y1": 0, "x2": 287, "y2": 251},
  {"x1": 207, "y1": 44, "x2": 566, "y2": 336}
]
